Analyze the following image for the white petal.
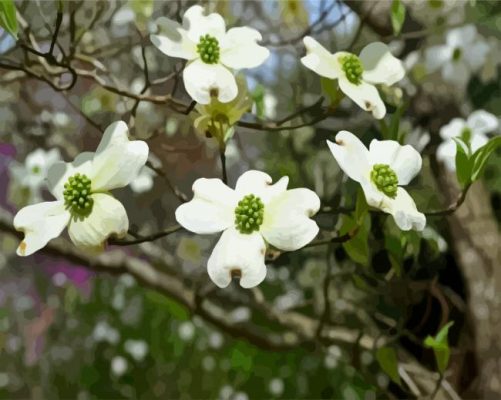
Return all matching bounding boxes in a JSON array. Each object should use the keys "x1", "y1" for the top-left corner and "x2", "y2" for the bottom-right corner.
[
  {"x1": 175, "y1": 178, "x2": 237, "y2": 234},
  {"x1": 441, "y1": 61, "x2": 469, "y2": 87},
  {"x1": 446, "y1": 25, "x2": 476, "y2": 48},
  {"x1": 207, "y1": 228, "x2": 267, "y2": 288},
  {"x1": 220, "y1": 27, "x2": 270, "y2": 69},
  {"x1": 436, "y1": 140, "x2": 457, "y2": 171},
  {"x1": 471, "y1": 133, "x2": 489, "y2": 153},
  {"x1": 338, "y1": 78, "x2": 386, "y2": 119},
  {"x1": 326, "y1": 131, "x2": 371, "y2": 183},
  {"x1": 67, "y1": 193, "x2": 128, "y2": 251},
  {"x1": 150, "y1": 17, "x2": 197, "y2": 60},
  {"x1": 261, "y1": 189, "x2": 320, "y2": 251},
  {"x1": 301, "y1": 36, "x2": 341, "y2": 79},
  {"x1": 47, "y1": 152, "x2": 94, "y2": 200},
  {"x1": 13, "y1": 201, "x2": 70, "y2": 256},
  {"x1": 91, "y1": 121, "x2": 149, "y2": 191},
  {"x1": 424, "y1": 45, "x2": 452, "y2": 73},
  {"x1": 360, "y1": 181, "x2": 385, "y2": 209},
  {"x1": 234, "y1": 170, "x2": 288, "y2": 204},
  {"x1": 439, "y1": 118, "x2": 466, "y2": 140},
  {"x1": 369, "y1": 140, "x2": 422, "y2": 185},
  {"x1": 467, "y1": 110, "x2": 499, "y2": 136},
  {"x1": 183, "y1": 60, "x2": 238, "y2": 104},
  {"x1": 183, "y1": 5, "x2": 226, "y2": 43},
  {"x1": 464, "y1": 40, "x2": 490, "y2": 71},
  {"x1": 359, "y1": 42, "x2": 405, "y2": 86},
  {"x1": 383, "y1": 188, "x2": 426, "y2": 231}
]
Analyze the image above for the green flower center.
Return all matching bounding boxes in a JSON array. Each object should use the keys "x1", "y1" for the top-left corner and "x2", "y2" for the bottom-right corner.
[
  {"x1": 452, "y1": 47, "x2": 462, "y2": 62},
  {"x1": 197, "y1": 34, "x2": 220, "y2": 64},
  {"x1": 63, "y1": 173, "x2": 94, "y2": 218},
  {"x1": 370, "y1": 164, "x2": 398, "y2": 199},
  {"x1": 234, "y1": 194, "x2": 264, "y2": 234},
  {"x1": 31, "y1": 165, "x2": 41, "y2": 174},
  {"x1": 340, "y1": 54, "x2": 364, "y2": 85}
]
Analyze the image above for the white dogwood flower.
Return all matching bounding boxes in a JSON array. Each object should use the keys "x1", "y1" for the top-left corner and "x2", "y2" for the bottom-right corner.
[
  {"x1": 437, "y1": 110, "x2": 499, "y2": 171},
  {"x1": 14, "y1": 121, "x2": 149, "y2": 256},
  {"x1": 175, "y1": 171, "x2": 320, "y2": 288},
  {"x1": 301, "y1": 37, "x2": 405, "y2": 119},
  {"x1": 425, "y1": 25, "x2": 489, "y2": 89},
  {"x1": 10, "y1": 148, "x2": 61, "y2": 203},
  {"x1": 150, "y1": 5, "x2": 269, "y2": 104},
  {"x1": 327, "y1": 131, "x2": 425, "y2": 231}
]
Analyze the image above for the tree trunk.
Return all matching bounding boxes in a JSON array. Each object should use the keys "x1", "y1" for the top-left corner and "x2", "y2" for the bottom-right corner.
[{"x1": 439, "y1": 171, "x2": 501, "y2": 399}]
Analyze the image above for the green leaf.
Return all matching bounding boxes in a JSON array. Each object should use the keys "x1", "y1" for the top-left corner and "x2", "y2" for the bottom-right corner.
[
  {"x1": 389, "y1": 103, "x2": 406, "y2": 141},
  {"x1": 320, "y1": 77, "x2": 343, "y2": 106},
  {"x1": 0, "y1": 0, "x2": 18, "y2": 39},
  {"x1": 251, "y1": 85, "x2": 265, "y2": 119},
  {"x1": 452, "y1": 137, "x2": 472, "y2": 187},
  {"x1": 470, "y1": 136, "x2": 501, "y2": 181},
  {"x1": 424, "y1": 321, "x2": 454, "y2": 373},
  {"x1": 354, "y1": 187, "x2": 368, "y2": 224},
  {"x1": 390, "y1": 0, "x2": 406, "y2": 36},
  {"x1": 341, "y1": 214, "x2": 370, "y2": 266},
  {"x1": 376, "y1": 347, "x2": 401, "y2": 385}
]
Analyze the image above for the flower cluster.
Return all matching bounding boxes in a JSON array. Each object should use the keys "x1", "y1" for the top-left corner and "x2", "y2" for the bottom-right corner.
[{"x1": 18, "y1": 3, "x2": 498, "y2": 291}]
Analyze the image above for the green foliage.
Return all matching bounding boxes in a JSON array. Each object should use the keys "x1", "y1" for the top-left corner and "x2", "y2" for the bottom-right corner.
[
  {"x1": 453, "y1": 136, "x2": 501, "y2": 188},
  {"x1": 390, "y1": 0, "x2": 406, "y2": 36},
  {"x1": 341, "y1": 212, "x2": 371, "y2": 267},
  {"x1": 0, "y1": 0, "x2": 18, "y2": 39},
  {"x1": 453, "y1": 137, "x2": 472, "y2": 187},
  {"x1": 424, "y1": 321, "x2": 454, "y2": 373},
  {"x1": 321, "y1": 77, "x2": 344, "y2": 106},
  {"x1": 376, "y1": 347, "x2": 401, "y2": 385},
  {"x1": 379, "y1": 103, "x2": 406, "y2": 141},
  {"x1": 251, "y1": 85, "x2": 265, "y2": 119},
  {"x1": 470, "y1": 136, "x2": 501, "y2": 181}
]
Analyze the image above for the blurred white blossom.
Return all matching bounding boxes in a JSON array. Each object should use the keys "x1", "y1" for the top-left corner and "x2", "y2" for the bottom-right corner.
[
  {"x1": 130, "y1": 166, "x2": 155, "y2": 193},
  {"x1": 425, "y1": 25, "x2": 489, "y2": 89},
  {"x1": 9, "y1": 148, "x2": 61, "y2": 203},
  {"x1": 111, "y1": 356, "x2": 128, "y2": 377},
  {"x1": 124, "y1": 339, "x2": 148, "y2": 361},
  {"x1": 93, "y1": 321, "x2": 120, "y2": 345},
  {"x1": 437, "y1": 110, "x2": 499, "y2": 171},
  {"x1": 178, "y1": 321, "x2": 195, "y2": 341}
]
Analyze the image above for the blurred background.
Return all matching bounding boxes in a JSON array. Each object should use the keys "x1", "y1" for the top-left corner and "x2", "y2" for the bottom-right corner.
[{"x1": 1, "y1": 0, "x2": 501, "y2": 399}]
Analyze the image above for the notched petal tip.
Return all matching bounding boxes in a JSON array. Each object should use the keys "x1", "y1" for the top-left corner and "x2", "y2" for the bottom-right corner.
[
  {"x1": 17, "y1": 241, "x2": 27, "y2": 256},
  {"x1": 231, "y1": 269, "x2": 242, "y2": 279}
]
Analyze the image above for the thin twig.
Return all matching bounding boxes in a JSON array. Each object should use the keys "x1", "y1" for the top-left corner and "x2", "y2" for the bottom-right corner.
[
  {"x1": 109, "y1": 225, "x2": 183, "y2": 246},
  {"x1": 145, "y1": 160, "x2": 188, "y2": 203},
  {"x1": 219, "y1": 147, "x2": 228, "y2": 184}
]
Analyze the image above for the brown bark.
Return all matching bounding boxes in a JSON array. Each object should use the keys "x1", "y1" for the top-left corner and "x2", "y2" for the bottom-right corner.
[{"x1": 438, "y1": 172, "x2": 501, "y2": 399}]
